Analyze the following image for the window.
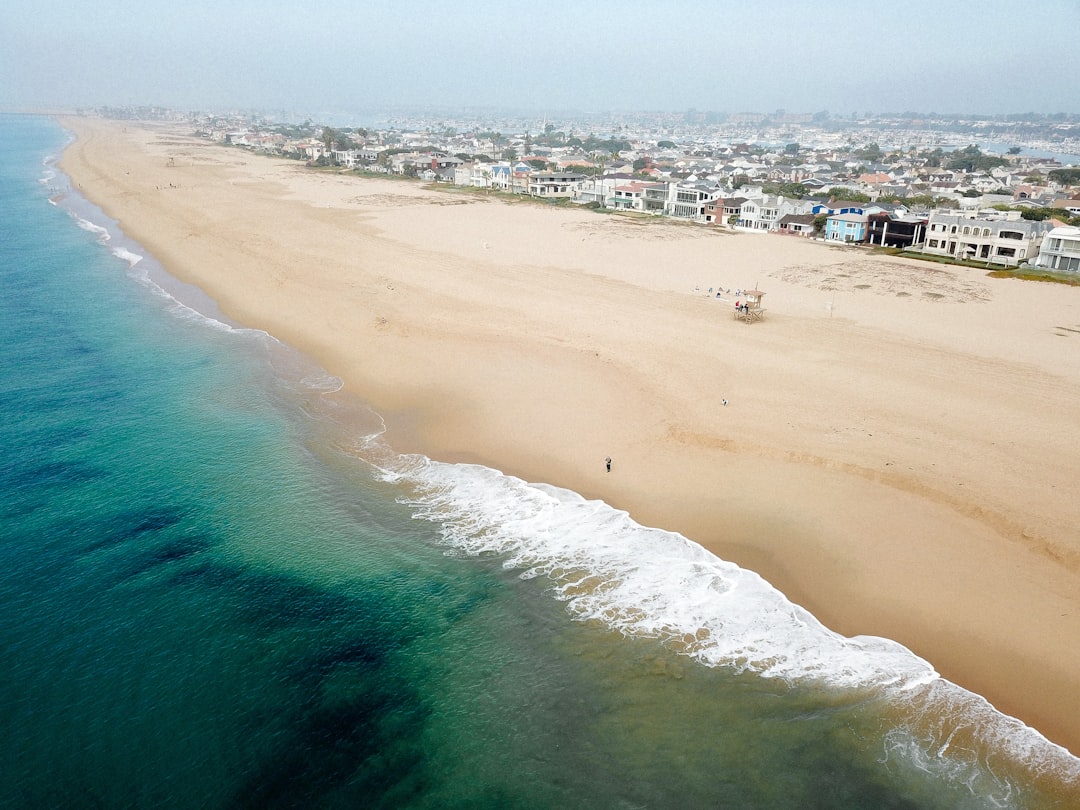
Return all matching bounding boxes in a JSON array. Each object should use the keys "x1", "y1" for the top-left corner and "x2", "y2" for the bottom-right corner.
[
  {"x1": 983, "y1": 228, "x2": 991, "y2": 237},
  {"x1": 928, "y1": 239, "x2": 939, "y2": 248},
  {"x1": 962, "y1": 226, "x2": 970, "y2": 235},
  {"x1": 1000, "y1": 231, "x2": 1023, "y2": 241},
  {"x1": 997, "y1": 247, "x2": 1016, "y2": 257}
]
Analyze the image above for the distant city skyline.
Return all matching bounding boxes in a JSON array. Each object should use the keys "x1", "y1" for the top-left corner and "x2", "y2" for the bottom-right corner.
[{"x1": 3, "y1": 0, "x2": 1078, "y2": 117}]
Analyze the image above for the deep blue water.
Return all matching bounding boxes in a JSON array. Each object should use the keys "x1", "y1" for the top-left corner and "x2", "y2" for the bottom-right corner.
[{"x1": 1, "y1": 114, "x2": 1077, "y2": 808}]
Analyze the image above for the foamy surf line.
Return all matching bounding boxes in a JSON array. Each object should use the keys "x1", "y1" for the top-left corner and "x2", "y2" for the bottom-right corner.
[
  {"x1": 51, "y1": 168, "x2": 270, "y2": 341},
  {"x1": 370, "y1": 452, "x2": 1080, "y2": 792}
]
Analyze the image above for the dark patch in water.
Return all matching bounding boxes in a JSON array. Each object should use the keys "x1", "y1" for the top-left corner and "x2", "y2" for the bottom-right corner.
[
  {"x1": 0, "y1": 459, "x2": 101, "y2": 492},
  {"x1": 104, "y1": 531, "x2": 214, "y2": 585},
  {"x1": 228, "y1": 671, "x2": 430, "y2": 809},
  {"x1": 80, "y1": 507, "x2": 188, "y2": 555}
]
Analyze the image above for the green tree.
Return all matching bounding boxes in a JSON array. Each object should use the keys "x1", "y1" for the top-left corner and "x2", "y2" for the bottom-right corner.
[
  {"x1": 826, "y1": 187, "x2": 871, "y2": 203},
  {"x1": 657, "y1": 140, "x2": 676, "y2": 149},
  {"x1": 1049, "y1": 168, "x2": 1080, "y2": 185},
  {"x1": 784, "y1": 142, "x2": 799, "y2": 155},
  {"x1": 855, "y1": 142, "x2": 883, "y2": 161},
  {"x1": 945, "y1": 145, "x2": 1007, "y2": 172}
]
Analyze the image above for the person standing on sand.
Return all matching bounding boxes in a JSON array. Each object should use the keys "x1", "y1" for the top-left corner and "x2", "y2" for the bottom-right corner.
[{"x1": 605, "y1": 457, "x2": 612, "y2": 473}]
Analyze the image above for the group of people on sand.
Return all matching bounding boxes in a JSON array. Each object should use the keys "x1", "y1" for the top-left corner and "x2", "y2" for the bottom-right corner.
[
  {"x1": 699, "y1": 286, "x2": 754, "y2": 314},
  {"x1": 707, "y1": 286, "x2": 745, "y2": 298}
]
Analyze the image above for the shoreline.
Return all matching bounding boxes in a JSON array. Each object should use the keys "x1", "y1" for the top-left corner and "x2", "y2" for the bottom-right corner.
[{"x1": 57, "y1": 117, "x2": 1080, "y2": 756}]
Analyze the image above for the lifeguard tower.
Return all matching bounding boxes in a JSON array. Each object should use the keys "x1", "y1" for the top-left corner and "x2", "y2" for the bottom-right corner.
[{"x1": 733, "y1": 290, "x2": 766, "y2": 323}]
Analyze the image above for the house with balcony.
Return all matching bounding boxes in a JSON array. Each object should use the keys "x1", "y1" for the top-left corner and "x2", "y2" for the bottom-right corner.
[
  {"x1": 776, "y1": 213, "x2": 816, "y2": 236},
  {"x1": 739, "y1": 195, "x2": 814, "y2": 231},
  {"x1": 921, "y1": 213, "x2": 1053, "y2": 266},
  {"x1": 454, "y1": 162, "x2": 493, "y2": 188},
  {"x1": 575, "y1": 177, "x2": 616, "y2": 207},
  {"x1": 866, "y1": 213, "x2": 928, "y2": 249},
  {"x1": 1029, "y1": 225, "x2": 1080, "y2": 272},
  {"x1": 642, "y1": 183, "x2": 669, "y2": 214},
  {"x1": 527, "y1": 171, "x2": 586, "y2": 198},
  {"x1": 663, "y1": 183, "x2": 720, "y2": 221},
  {"x1": 612, "y1": 181, "x2": 652, "y2": 211},
  {"x1": 720, "y1": 196, "x2": 748, "y2": 223},
  {"x1": 825, "y1": 212, "x2": 869, "y2": 243},
  {"x1": 489, "y1": 162, "x2": 534, "y2": 193}
]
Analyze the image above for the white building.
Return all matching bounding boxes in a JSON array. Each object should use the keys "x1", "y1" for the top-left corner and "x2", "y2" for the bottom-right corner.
[
  {"x1": 922, "y1": 213, "x2": 1052, "y2": 267},
  {"x1": 1030, "y1": 225, "x2": 1080, "y2": 272},
  {"x1": 527, "y1": 171, "x2": 586, "y2": 198},
  {"x1": 664, "y1": 183, "x2": 721, "y2": 221},
  {"x1": 738, "y1": 195, "x2": 815, "y2": 231}
]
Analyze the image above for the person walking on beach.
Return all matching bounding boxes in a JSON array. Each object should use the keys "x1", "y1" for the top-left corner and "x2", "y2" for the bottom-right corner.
[{"x1": 605, "y1": 457, "x2": 612, "y2": 473}]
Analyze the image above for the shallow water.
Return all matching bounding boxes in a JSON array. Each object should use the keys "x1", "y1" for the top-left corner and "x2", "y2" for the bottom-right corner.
[{"x1": 1, "y1": 114, "x2": 1077, "y2": 808}]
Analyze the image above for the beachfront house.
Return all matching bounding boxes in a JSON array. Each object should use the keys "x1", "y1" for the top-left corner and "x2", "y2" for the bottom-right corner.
[
  {"x1": 720, "y1": 196, "x2": 748, "y2": 224},
  {"x1": 665, "y1": 183, "x2": 720, "y2": 221},
  {"x1": 824, "y1": 212, "x2": 870, "y2": 243},
  {"x1": 865, "y1": 213, "x2": 928, "y2": 249},
  {"x1": 1029, "y1": 225, "x2": 1080, "y2": 272},
  {"x1": 489, "y1": 162, "x2": 533, "y2": 193},
  {"x1": 576, "y1": 177, "x2": 617, "y2": 207},
  {"x1": 776, "y1": 213, "x2": 816, "y2": 236},
  {"x1": 739, "y1": 195, "x2": 814, "y2": 231},
  {"x1": 922, "y1": 212, "x2": 1053, "y2": 266},
  {"x1": 642, "y1": 183, "x2": 669, "y2": 214},
  {"x1": 613, "y1": 181, "x2": 649, "y2": 211},
  {"x1": 527, "y1": 171, "x2": 587, "y2": 199}
]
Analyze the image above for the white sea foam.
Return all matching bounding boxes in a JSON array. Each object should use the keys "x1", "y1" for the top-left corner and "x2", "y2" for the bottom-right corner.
[
  {"x1": 75, "y1": 216, "x2": 110, "y2": 241},
  {"x1": 381, "y1": 455, "x2": 937, "y2": 690},
  {"x1": 111, "y1": 247, "x2": 143, "y2": 268},
  {"x1": 300, "y1": 372, "x2": 344, "y2": 393},
  {"x1": 368, "y1": 452, "x2": 1080, "y2": 795}
]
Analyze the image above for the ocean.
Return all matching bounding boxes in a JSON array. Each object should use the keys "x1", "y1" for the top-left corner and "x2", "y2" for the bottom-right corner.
[{"x1": 1, "y1": 113, "x2": 1077, "y2": 808}]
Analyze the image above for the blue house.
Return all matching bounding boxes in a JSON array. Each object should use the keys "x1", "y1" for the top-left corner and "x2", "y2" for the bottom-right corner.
[
  {"x1": 812, "y1": 200, "x2": 869, "y2": 216},
  {"x1": 824, "y1": 212, "x2": 869, "y2": 243}
]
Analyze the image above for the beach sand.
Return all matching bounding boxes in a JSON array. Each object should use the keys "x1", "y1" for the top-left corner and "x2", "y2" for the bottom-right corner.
[{"x1": 59, "y1": 118, "x2": 1080, "y2": 754}]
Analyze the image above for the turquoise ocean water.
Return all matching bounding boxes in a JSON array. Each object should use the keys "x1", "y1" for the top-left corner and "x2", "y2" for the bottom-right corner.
[{"x1": 1, "y1": 114, "x2": 1078, "y2": 808}]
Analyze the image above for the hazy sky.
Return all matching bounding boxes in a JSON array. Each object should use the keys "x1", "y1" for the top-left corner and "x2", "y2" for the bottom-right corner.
[{"x1": 2, "y1": 0, "x2": 1078, "y2": 117}]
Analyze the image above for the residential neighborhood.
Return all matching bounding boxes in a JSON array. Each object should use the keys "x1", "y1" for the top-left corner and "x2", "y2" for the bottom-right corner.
[{"x1": 139, "y1": 105, "x2": 1080, "y2": 272}]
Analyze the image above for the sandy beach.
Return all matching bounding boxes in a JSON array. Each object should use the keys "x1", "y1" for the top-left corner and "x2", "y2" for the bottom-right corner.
[{"x1": 59, "y1": 118, "x2": 1080, "y2": 755}]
